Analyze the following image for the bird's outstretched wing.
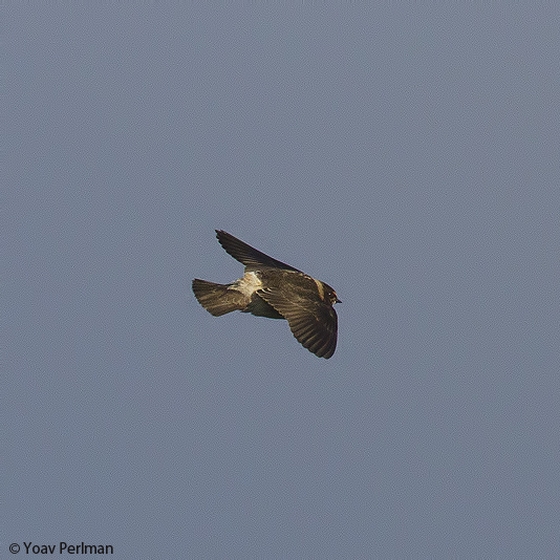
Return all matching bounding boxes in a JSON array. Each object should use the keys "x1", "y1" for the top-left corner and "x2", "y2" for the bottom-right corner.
[
  {"x1": 216, "y1": 230, "x2": 302, "y2": 272},
  {"x1": 258, "y1": 287, "x2": 338, "y2": 359}
]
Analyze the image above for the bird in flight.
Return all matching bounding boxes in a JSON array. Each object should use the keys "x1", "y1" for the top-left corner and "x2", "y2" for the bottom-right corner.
[{"x1": 192, "y1": 230, "x2": 340, "y2": 358}]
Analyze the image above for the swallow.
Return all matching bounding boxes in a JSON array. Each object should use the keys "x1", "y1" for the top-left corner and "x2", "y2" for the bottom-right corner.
[{"x1": 192, "y1": 230, "x2": 340, "y2": 358}]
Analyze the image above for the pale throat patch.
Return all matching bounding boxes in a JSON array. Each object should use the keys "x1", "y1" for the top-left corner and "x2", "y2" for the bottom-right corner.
[{"x1": 229, "y1": 271, "x2": 263, "y2": 297}]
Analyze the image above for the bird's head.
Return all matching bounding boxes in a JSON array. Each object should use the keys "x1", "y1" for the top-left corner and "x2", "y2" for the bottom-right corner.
[{"x1": 323, "y1": 283, "x2": 341, "y2": 305}]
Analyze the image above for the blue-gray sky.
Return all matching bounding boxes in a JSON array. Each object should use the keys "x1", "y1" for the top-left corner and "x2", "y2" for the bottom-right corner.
[{"x1": 5, "y1": 4, "x2": 560, "y2": 558}]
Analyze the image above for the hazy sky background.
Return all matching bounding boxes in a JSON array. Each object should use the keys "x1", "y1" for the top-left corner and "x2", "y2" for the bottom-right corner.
[{"x1": 5, "y1": 3, "x2": 559, "y2": 558}]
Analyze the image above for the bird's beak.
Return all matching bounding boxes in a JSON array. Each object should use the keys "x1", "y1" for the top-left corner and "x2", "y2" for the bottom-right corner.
[{"x1": 336, "y1": 298, "x2": 342, "y2": 304}]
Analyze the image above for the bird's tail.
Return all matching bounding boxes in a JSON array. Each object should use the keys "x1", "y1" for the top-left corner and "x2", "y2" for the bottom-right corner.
[{"x1": 192, "y1": 279, "x2": 246, "y2": 316}]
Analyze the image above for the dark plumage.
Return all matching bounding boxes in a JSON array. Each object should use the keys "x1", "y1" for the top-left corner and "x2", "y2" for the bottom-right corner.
[{"x1": 192, "y1": 230, "x2": 340, "y2": 358}]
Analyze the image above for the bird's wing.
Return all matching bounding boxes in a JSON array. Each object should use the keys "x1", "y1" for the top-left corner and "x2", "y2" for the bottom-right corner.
[
  {"x1": 216, "y1": 230, "x2": 302, "y2": 272},
  {"x1": 258, "y1": 288, "x2": 338, "y2": 359}
]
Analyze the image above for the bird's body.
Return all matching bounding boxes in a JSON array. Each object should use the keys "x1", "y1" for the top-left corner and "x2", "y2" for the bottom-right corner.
[{"x1": 192, "y1": 230, "x2": 340, "y2": 358}]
